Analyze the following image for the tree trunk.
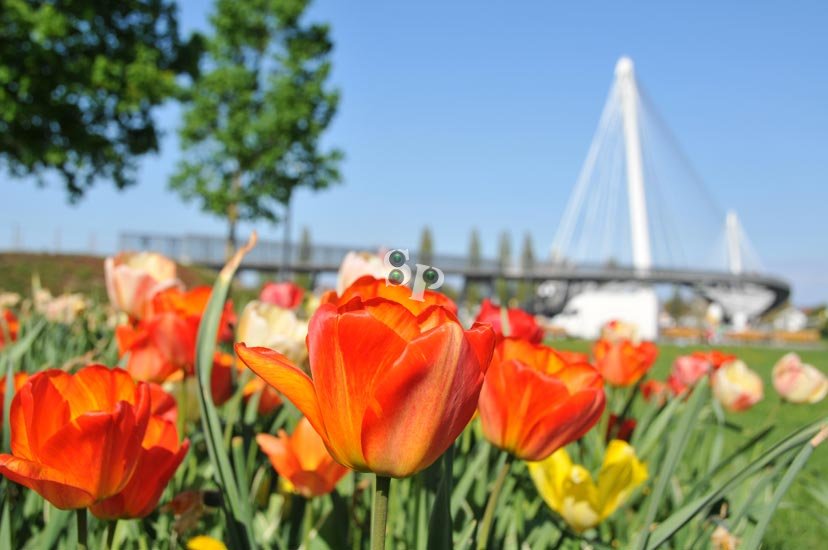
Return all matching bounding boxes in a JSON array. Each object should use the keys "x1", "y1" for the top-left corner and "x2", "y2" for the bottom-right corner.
[
  {"x1": 225, "y1": 171, "x2": 242, "y2": 260},
  {"x1": 281, "y1": 197, "x2": 292, "y2": 279}
]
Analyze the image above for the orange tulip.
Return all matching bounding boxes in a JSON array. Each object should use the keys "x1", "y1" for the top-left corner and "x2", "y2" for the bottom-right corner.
[
  {"x1": 555, "y1": 350, "x2": 591, "y2": 365},
  {"x1": 257, "y1": 417, "x2": 349, "y2": 497},
  {"x1": 0, "y1": 365, "x2": 150, "y2": 509},
  {"x1": 321, "y1": 275, "x2": 458, "y2": 316},
  {"x1": 478, "y1": 338, "x2": 605, "y2": 461},
  {"x1": 105, "y1": 251, "x2": 181, "y2": 319},
  {"x1": 0, "y1": 373, "x2": 28, "y2": 428},
  {"x1": 237, "y1": 289, "x2": 495, "y2": 477},
  {"x1": 0, "y1": 309, "x2": 19, "y2": 350},
  {"x1": 117, "y1": 287, "x2": 235, "y2": 383},
  {"x1": 241, "y1": 377, "x2": 283, "y2": 415},
  {"x1": 90, "y1": 385, "x2": 189, "y2": 519},
  {"x1": 691, "y1": 350, "x2": 736, "y2": 370},
  {"x1": 209, "y1": 352, "x2": 283, "y2": 414},
  {"x1": 593, "y1": 338, "x2": 658, "y2": 387}
]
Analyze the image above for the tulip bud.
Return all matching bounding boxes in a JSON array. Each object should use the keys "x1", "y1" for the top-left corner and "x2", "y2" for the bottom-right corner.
[
  {"x1": 711, "y1": 359, "x2": 763, "y2": 412},
  {"x1": 336, "y1": 251, "x2": 386, "y2": 296},
  {"x1": 772, "y1": 353, "x2": 828, "y2": 404},
  {"x1": 105, "y1": 252, "x2": 181, "y2": 319},
  {"x1": 236, "y1": 300, "x2": 309, "y2": 366}
]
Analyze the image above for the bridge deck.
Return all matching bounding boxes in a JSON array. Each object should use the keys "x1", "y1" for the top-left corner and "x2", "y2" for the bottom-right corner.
[{"x1": 119, "y1": 232, "x2": 790, "y2": 311}]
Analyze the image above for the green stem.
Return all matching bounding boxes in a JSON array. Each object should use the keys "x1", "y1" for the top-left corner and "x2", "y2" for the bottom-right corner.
[
  {"x1": 476, "y1": 455, "x2": 512, "y2": 550},
  {"x1": 371, "y1": 475, "x2": 391, "y2": 550},
  {"x1": 106, "y1": 520, "x2": 118, "y2": 549},
  {"x1": 76, "y1": 508, "x2": 88, "y2": 550},
  {"x1": 177, "y1": 378, "x2": 188, "y2": 438}
]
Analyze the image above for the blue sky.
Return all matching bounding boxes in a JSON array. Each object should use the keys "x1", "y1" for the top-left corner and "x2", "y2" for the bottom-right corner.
[{"x1": 3, "y1": 1, "x2": 827, "y2": 304}]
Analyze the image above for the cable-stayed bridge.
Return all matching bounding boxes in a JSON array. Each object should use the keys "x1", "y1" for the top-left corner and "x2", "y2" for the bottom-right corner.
[{"x1": 121, "y1": 57, "x2": 789, "y2": 337}]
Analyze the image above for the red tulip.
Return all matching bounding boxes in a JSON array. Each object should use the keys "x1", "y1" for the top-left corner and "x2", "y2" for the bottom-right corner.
[
  {"x1": 478, "y1": 338, "x2": 605, "y2": 460},
  {"x1": 0, "y1": 309, "x2": 19, "y2": 350},
  {"x1": 257, "y1": 417, "x2": 349, "y2": 497},
  {"x1": 0, "y1": 366, "x2": 150, "y2": 509},
  {"x1": 237, "y1": 285, "x2": 495, "y2": 477},
  {"x1": 640, "y1": 379, "x2": 670, "y2": 405},
  {"x1": 593, "y1": 338, "x2": 658, "y2": 387},
  {"x1": 606, "y1": 414, "x2": 637, "y2": 443},
  {"x1": 474, "y1": 298, "x2": 543, "y2": 343},
  {"x1": 90, "y1": 385, "x2": 189, "y2": 519},
  {"x1": 260, "y1": 281, "x2": 305, "y2": 310}
]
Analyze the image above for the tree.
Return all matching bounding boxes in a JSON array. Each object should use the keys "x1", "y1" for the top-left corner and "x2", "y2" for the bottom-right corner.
[
  {"x1": 419, "y1": 226, "x2": 434, "y2": 267},
  {"x1": 0, "y1": 0, "x2": 201, "y2": 199},
  {"x1": 170, "y1": 0, "x2": 342, "y2": 255},
  {"x1": 295, "y1": 226, "x2": 313, "y2": 289},
  {"x1": 517, "y1": 232, "x2": 535, "y2": 304},
  {"x1": 665, "y1": 287, "x2": 690, "y2": 321},
  {"x1": 466, "y1": 228, "x2": 482, "y2": 306},
  {"x1": 496, "y1": 231, "x2": 512, "y2": 303},
  {"x1": 498, "y1": 231, "x2": 512, "y2": 270}
]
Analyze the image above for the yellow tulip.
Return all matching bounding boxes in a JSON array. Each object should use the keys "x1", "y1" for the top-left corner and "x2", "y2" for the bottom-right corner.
[
  {"x1": 187, "y1": 535, "x2": 228, "y2": 550},
  {"x1": 528, "y1": 440, "x2": 647, "y2": 532}
]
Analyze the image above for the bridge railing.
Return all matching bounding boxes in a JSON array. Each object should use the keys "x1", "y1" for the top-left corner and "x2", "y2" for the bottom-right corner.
[{"x1": 117, "y1": 232, "x2": 768, "y2": 280}]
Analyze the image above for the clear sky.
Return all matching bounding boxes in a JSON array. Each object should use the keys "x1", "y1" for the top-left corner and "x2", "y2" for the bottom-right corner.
[{"x1": 3, "y1": 1, "x2": 827, "y2": 304}]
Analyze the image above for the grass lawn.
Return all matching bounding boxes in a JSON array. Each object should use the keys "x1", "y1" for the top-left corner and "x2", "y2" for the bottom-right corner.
[
  {"x1": 552, "y1": 338, "x2": 828, "y2": 548},
  {"x1": 0, "y1": 252, "x2": 218, "y2": 299}
]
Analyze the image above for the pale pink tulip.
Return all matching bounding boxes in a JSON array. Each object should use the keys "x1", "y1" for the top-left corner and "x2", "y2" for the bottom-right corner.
[
  {"x1": 668, "y1": 355, "x2": 712, "y2": 393},
  {"x1": 335, "y1": 251, "x2": 386, "y2": 296},
  {"x1": 711, "y1": 360, "x2": 763, "y2": 412},
  {"x1": 105, "y1": 252, "x2": 181, "y2": 319},
  {"x1": 772, "y1": 353, "x2": 828, "y2": 404}
]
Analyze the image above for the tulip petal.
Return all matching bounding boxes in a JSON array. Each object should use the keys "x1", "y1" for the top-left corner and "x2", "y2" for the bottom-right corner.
[
  {"x1": 90, "y1": 418, "x2": 189, "y2": 520},
  {"x1": 479, "y1": 359, "x2": 571, "y2": 459},
  {"x1": 361, "y1": 322, "x2": 485, "y2": 476},
  {"x1": 13, "y1": 373, "x2": 71, "y2": 460},
  {"x1": 38, "y1": 384, "x2": 150, "y2": 500},
  {"x1": 308, "y1": 304, "x2": 411, "y2": 470},
  {"x1": 235, "y1": 344, "x2": 327, "y2": 446},
  {"x1": 0, "y1": 454, "x2": 95, "y2": 509},
  {"x1": 519, "y1": 390, "x2": 606, "y2": 460}
]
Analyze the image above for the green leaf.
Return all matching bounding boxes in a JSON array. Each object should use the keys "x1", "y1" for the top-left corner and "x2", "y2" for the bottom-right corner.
[
  {"x1": 635, "y1": 379, "x2": 709, "y2": 550},
  {"x1": 633, "y1": 392, "x2": 683, "y2": 459},
  {"x1": 194, "y1": 236, "x2": 258, "y2": 549},
  {"x1": 742, "y1": 428, "x2": 825, "y2": 549},
  {"x1": 427, "y1": 445, "x2": 454, "y2": 550},
  {"x1": 643, "y1": 419, "x2": 825, "y2": 549},
  {"x1": 0, "y1": 497, "x2": 11, "y2": 550}
]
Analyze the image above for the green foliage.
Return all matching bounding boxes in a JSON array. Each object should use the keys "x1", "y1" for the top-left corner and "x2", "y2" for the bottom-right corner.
[
  {"x1": 495, "y1": 231, "x2": 511, "y2": 303},
  {"x1": 170, "y1": 0, "x2": 342, "y2": 249},
  {"x1": 465, "y1": 229, "x2": 482, "y2": 306},
  {"x1": 295, "y1": 226, "x2": 314, "y2": 289},
  {"x1": 418, "y1": 227, "x2": 434, "y2": 266},
  {"x1": 0, "y1": 253, "x2": 215, "y2": 298},
  {"x1": 665, "y1": 287, "x2": 691, "y2": 320},
  {"x1": 516, "y1": 233, "x2": 535, "y2": 305},
  {"x1": 0, "y1": 0, "x2": 201, "y2": 199}
]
